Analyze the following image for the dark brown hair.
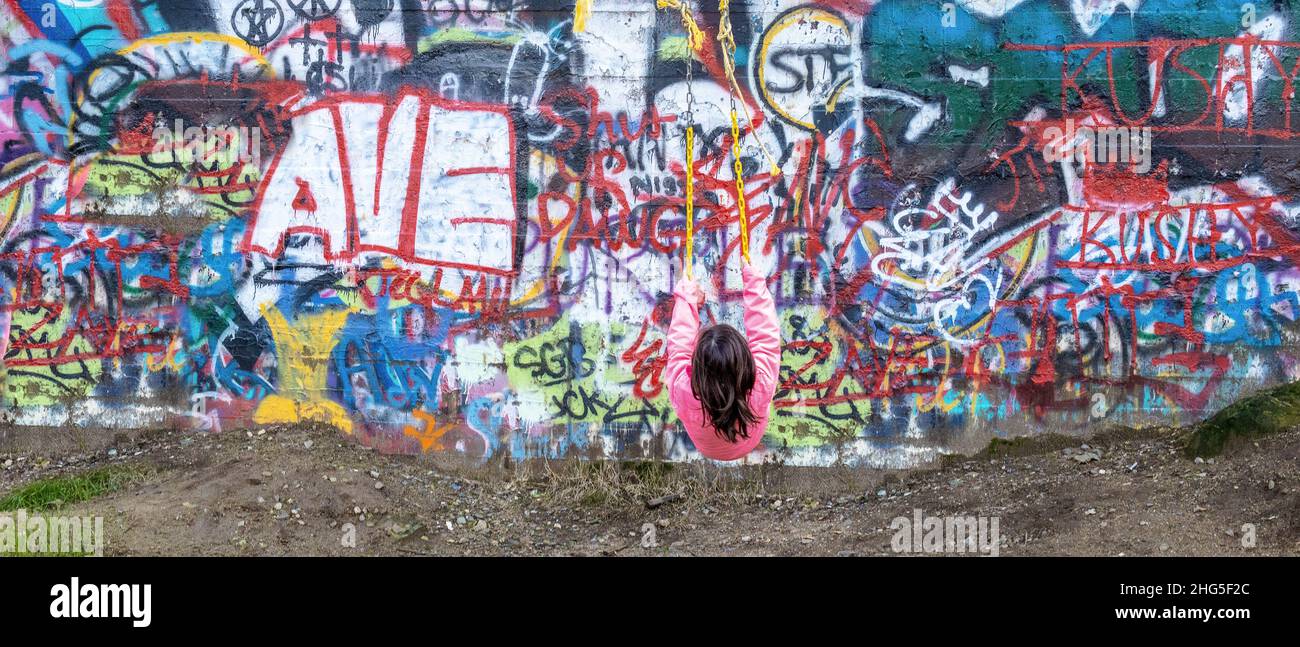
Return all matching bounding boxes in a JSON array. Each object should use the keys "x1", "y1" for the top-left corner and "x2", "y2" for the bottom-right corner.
[{"x1": 690, "y1": 324, "x2": 758, "y2": 443}]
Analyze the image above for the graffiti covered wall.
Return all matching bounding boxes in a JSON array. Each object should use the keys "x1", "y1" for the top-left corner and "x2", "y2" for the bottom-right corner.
[{"x1": 2, "y1": 0, "x2": 1299, "y2": 466}]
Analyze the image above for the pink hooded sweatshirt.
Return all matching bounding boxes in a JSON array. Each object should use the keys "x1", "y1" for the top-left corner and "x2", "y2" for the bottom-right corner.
[{"x1": 665, "y1": 263, "x2": 781, "y2": 461}]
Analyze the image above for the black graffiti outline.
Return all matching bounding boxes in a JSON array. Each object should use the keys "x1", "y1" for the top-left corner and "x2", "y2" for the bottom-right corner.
[
  {"x1": 232, "y1": 0, "x2": 286, "y2": 47},
  {"x1": 288, "y1": 0, "x2": 342, "y2": 21}
]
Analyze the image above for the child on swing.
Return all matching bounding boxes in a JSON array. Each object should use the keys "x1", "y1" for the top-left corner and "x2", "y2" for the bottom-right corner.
[{"x1": 665, "y1": 259, "x2": 781, "y2": 461}]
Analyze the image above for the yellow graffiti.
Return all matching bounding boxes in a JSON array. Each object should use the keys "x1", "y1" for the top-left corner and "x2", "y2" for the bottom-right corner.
[
  {"x1": 117, "y1": 32, "x2": 273, "y2": 69},
  {"x1": 913, "y1": 341, "x2": 962, "y2": 414},
  {"x1": 251, "y1": 305, "x2": 353, "y2": 434},
  {"x1": 573, "y1": 0, "x2": 593, "y2": 32},
  {"x1": 145, "y1": 335, "x2": 187, "y2": 373},
  {"x1": 755, "y1": 7, "x2": 851, "y2": 130}
]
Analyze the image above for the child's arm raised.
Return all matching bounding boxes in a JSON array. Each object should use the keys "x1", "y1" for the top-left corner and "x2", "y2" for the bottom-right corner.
[
  {"x1": 741, "y1": 261, "x2": 781, "y2": 402},
  {"x1": 664, "y1": 277, "x2": 705, "y2": 392}
]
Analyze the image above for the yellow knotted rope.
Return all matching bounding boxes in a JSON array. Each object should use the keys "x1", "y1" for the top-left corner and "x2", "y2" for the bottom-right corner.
[
  {"x1": 718, "y1": 0, "x2": 781, "y2": 179},
  {"x1": 718, "y1": 0, "x2": 769, "y2": 261},
  {"x1": 573, "y1": 0, "x2": 592, "y2": 32},
  {"x1": 656, "y1": 0, "x2": 705, "y2": 51}
]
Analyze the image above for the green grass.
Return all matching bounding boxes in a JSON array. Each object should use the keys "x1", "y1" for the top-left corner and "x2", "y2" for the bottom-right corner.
[
  {"x1": 0, "y1": 464, "x2": 150, "y2": 512},
  {"x1": 1185, "y1": 379, "x2": 1300, "y2": 458}
]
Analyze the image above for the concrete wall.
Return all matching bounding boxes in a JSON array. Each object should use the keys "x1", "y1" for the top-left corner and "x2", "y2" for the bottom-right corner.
[{"x1": 1, "y1": 0, "x2": 1298, "y2": 466}]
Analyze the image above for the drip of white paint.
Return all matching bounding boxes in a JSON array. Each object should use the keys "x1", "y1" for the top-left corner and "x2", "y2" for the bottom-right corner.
[
  {"x1": 1148, "y1": 59, "x2": 1167, "y2": 119},
  {"x1": 956, "y1": 0, "x2": 1033, "y2": 20},
  {"x1": 1069, "y1": 0, "x2": 1143, "y2": 38}
]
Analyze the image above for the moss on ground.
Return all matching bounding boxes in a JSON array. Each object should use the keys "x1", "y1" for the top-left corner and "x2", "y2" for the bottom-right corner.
[{"x1": 1184, "y1": 380, "x2": 1300, "y2": 458}]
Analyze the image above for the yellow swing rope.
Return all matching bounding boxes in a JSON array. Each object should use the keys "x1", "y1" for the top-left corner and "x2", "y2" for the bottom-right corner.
[
  {"x1": 657, "y1": 0, "x2": 705, "y2": 50},
  {"x1": 718, "y1": 0, "x2": 767, "y2": 262},
  {"x1": 659, "y1": 0, "x2": 704, "y2": 278},
  {"x1": 729, "y1": 109, "x2": 749, "y2": 261},
  {"x1": 660, "y1": 0, "x2": 776, "y2": 266},
  {"x1": 717, "y1": 0, "x2": 782, "y2": 180}
]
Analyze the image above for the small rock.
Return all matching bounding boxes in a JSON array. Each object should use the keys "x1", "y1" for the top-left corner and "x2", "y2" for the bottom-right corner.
[
  {"x1": 474, "y1": 520, "x2": 488, "y2": 532},
  {"x1": 1084, "y1": 508, "x2": 1097, "y2": 515},
  {"x1": 369, "y1": 470, "x2": 380, "y2": 479},
  {"x1": 303, "y1": 440, "x2": 314, "y2": 450},
  {"x1": 374, "y1": 481, "x2": 385, "y2": 490},
  {"x1": 353, "y1": 506, "x2": 362, "y2": 514},
  {"x1": 1159, "y1": 543, "x2": 1170, "y2": 552},
  {"x1": 274, "y1": 502, "x2": 283, "y2": 510},
  {"x1": 1194, "y1": 457, "x2": 1204, "y2": 464}
]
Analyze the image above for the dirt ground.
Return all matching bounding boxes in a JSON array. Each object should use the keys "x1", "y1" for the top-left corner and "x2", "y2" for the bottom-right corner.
[{"x1": 1, "y1": 423, "x2": 1297, "y2": 556}]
